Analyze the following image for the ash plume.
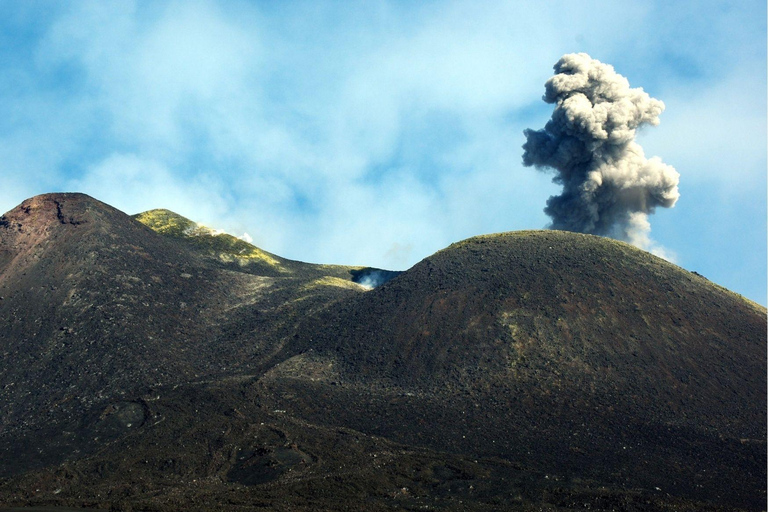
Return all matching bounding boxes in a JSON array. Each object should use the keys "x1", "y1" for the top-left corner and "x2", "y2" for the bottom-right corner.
[{"x1": 523, "y1": 53, "x2": 679, "y2": 254}]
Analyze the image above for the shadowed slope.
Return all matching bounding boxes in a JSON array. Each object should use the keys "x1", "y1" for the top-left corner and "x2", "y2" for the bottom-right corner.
[{"x1": 0, "y1": 194, "x2": 365, "y2": 476}]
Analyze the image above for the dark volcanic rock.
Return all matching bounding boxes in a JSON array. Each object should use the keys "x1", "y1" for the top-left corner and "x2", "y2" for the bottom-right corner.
[
  {"x1": 0, "y1": 195, "x2": 765, "y2": 511},
  {"x1": 0, "y1": 193, "x2": 363, "y2": 477},
  {"x1": 285, "y1": 231, "x2": 766, "y2": 508}
]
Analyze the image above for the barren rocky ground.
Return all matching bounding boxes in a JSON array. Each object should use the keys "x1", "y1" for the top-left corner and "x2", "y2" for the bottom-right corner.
[{"x1": 0, "y1": 193, "x2": 765, "y2": 511}]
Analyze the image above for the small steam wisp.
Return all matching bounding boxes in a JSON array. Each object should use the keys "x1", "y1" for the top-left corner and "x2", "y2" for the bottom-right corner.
[
  {"x1": 350, "y1": 268, "x2": 403, "y2": 290},
  {"x1": 523, "y1": 53, "x2": 679, "y2": 255}
]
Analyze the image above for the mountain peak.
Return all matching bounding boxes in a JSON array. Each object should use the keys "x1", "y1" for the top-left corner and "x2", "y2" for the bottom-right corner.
[
  {"x1": 1, "y1": 192, "x2": 107, "y2": 230},
  {"x1": 133, "y1": 208, "x2": 291, "y2": 273},
  {"x1": 0, "y1": 192, "x2": 159, "y2": 252},
  {"x1": 132, "y1": 208, "x2": 198, "y2": 236},
  {"x1": 0, "y1": 193, "x2": 149, "y2": 275}
]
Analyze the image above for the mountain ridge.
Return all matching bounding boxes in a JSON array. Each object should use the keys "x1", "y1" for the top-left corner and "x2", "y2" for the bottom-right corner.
[
  {"x1": 275, "y1": 229, "x2": 765, "y2": 506},
  {"x1": 0, "y1": 193, "x2": 366, "y2": 476},
  {"x1": 0, "y1": 193, "x2": 765, "y2": 511}
]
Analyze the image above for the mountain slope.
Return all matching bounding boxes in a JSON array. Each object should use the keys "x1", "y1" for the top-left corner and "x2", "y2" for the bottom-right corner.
[
  {"x1": 273, "y1": 231, "x2": 767, "y2": 507},
  {"x1": 133, "y1": 208, "x2": 311, "y2": 276},
  {"x1": 0, "y1": 193, "x2": 365, "y2": 475},
  {"x1": 0, "y1": 194, "x2": 764, "y2": 511},
  {"x1": 300, "y1": 231, "x2": 764, "y2": 404}
]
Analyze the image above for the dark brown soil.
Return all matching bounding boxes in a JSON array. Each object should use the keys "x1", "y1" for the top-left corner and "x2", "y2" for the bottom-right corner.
[{"x1": 0, "y1": 194, "x2": 764, "y2": 511}]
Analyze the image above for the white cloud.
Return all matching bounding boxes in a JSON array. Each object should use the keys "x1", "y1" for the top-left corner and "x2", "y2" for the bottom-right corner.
[
  {"x1": 65, "y1": 153, "x2": 230, "y2": 223},
  {"x1": 0, "y1": 1, "x2": 764, "y2": 304},
  {"x1": 40, "y1": 0, "x2": 266, "y2": 158}
]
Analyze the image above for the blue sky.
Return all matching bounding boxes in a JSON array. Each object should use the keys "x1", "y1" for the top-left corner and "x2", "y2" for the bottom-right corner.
[{"x1": 0, "y1": 0, "x2": 765, "y2": 305}]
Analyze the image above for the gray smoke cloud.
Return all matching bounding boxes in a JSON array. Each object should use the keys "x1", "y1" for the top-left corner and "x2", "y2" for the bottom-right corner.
[{"x1": 523, "y1": 53, "x2": 679, "y2": 255}]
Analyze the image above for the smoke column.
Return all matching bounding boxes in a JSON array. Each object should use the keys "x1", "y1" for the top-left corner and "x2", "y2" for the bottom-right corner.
[{"x1": 522, "y1": 53, "x2": 679, "y2": 254}]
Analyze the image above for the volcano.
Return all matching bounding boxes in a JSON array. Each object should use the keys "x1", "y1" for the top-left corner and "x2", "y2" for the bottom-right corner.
[{"x1": 0, "y1": 193, "x2": 765, "y2": 511}]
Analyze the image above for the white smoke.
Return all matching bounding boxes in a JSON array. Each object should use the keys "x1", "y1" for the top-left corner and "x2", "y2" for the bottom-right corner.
[
  {"x1": 523, "y1": 53, "x2": 679, "y2": 253},
  {"x1": 350, "y1": 268, "x2": 402, "y2": 290}
]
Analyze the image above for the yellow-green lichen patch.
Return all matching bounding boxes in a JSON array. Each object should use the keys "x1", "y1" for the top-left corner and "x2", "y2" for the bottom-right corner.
[
  {"x1": 195, "y1": 231, "x2": 285, "y2": 270},
  {"x1": 301, "y1": 276, "x2": 366, "y2": 292},
  {"x1": 262, "y1": 352, "x2": 341, "y2": 383},
  {"x1": 498, "y1": 311, "x2": 521, "y2": 338},
  {"x1": 134, "y1": 209, "x2": 287, "y2": 271},
  {"x1": 134, "y1": 209, "x2": 196, "y2": 237}
]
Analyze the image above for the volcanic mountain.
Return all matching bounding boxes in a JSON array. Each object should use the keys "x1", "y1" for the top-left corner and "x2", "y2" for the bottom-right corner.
[
  {"x1": 0, "y1": 193, "x2": 765, "y2": 511},
  {"x1": 0, "y1": 194, "x2": 364, "y2": 473}
]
